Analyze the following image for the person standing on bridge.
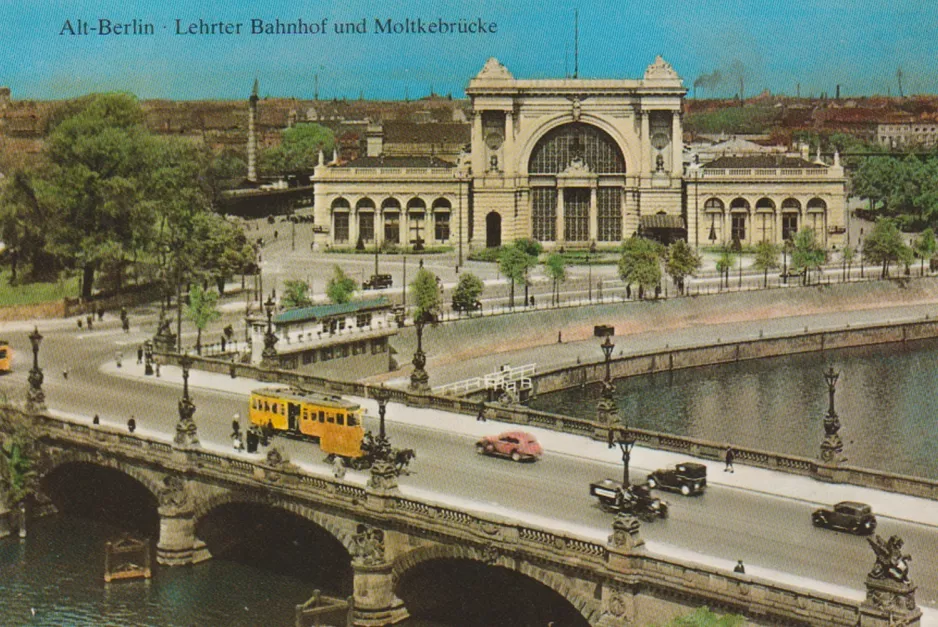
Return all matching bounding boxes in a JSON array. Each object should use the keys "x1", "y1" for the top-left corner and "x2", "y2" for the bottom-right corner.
[{"x1": 725, "y1": 446, "x2": 735, "y2": 473}]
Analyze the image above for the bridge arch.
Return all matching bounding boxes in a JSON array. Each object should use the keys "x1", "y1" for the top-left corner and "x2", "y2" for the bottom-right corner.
[
  {"x1": 391, "y1": 543, "x2": 600, "y2": 624},
  {"x1": 39, "y1": 449, "x2": 163, "y2": 499},
  {"x1": 191, "y1": 489, "x2": 356, "y2": 554}
]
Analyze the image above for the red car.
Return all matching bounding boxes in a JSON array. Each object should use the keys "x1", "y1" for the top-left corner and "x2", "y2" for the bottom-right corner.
[{"x1": 475, "y1": 431, "x2": 543, "y2": 462}]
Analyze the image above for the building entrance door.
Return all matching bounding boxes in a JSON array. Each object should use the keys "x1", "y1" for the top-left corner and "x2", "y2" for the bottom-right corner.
[{"x1": 486, "y1": 212, "x2": 502, "y2": 248}]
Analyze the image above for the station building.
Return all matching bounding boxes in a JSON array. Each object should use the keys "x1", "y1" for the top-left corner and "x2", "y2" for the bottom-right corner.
[{"x1": 301, "y1": 57, "x2": 847, "y2": 251}]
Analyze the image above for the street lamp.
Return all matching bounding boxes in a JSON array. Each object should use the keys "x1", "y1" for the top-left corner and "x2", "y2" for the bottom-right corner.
[
  {"x1": 819, "y1": 366, "x2": 846, "y2": 464},
  {"x1": 587, "y1": 253, "x2": 592, "y2": 303},
  {"x1": 174, "y1": 352, "x2": 199, "y2": 448},
  {"x1": 260, "y1": 294, "x2": 279, "y2": 369},
  {"x1": 373, "y1": 384, "x2": 392, "y2": 458},
  {"x1": 369, "y1": 384, "x2": 400, "y2": 491},
  {"x1": 596, "y1": 335, "x2": 618, "y2": 425},
  {"x1": 410, "y1": 311, "x2": 430, "y2": 392},
  {"x1": 26, "y1": 326, "x2": 45, "y2": 410},
  {"x1": 608, "y1": 425, "x2": 637, "y2": 487}
]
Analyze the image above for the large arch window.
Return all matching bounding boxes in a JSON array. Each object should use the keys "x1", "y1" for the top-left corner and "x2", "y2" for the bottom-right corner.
[
  {"x1": 806, "y1": 198, "x2": 827, "y2": 212},
  {"x1": 597, "y1": 188, "x2": 621, "y2": 242},
  {"x1": 407, "y1": 198, "x2": 426, "y2": 247},
  {"x1": 331, "y1": 198, "x2": 350, "y2": 243},
  {"x1": 432, "y1": 198, "x2": 451, "y2": 242},
  {"x1": 781, "y1": 198, "x2": 801, "y2": 241},
  {"x1": 356, "y1": 198, "x2": 375, "y2": 242},
  {"x1": 381, "y1": 198, "x2": 400, "y2": 244},
  {"x1": 528, "y1": 123, "x2": 626, "y2": 174},
  {"x1": 704, "y1": 198, "x2": 725, "y2": 212}
]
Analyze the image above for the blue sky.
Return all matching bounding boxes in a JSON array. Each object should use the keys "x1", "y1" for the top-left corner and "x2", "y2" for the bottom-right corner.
[{"x1": 2, "y1": 0, "x2": 937, "y2": 101}]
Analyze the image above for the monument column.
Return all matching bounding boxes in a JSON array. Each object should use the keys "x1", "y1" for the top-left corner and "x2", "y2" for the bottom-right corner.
[
  {"x1": 589, "y1": 185, "x2": 599, "y2": 242},
  {"x1": 671, "y1": 112, "x2": 683, "y2": 174},
  {"x1": 556, "y1": 187, "x2": 565, "y2": 244}
]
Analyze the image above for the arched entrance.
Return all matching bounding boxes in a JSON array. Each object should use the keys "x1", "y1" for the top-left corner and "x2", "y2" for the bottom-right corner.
[{"x1": 486, "y1": 212, "x2": 502, "y2": 248}]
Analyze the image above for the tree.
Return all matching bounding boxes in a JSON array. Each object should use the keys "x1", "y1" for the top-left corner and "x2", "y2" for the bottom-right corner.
[
  {"x1": 410, "y1": 267, "x2": 443, "y2": 323},
  {"x1": 452, "y1": 272, "x2": 484, "y2": 315},
  {"x1": 666, "y1": 240, "x2": 702, "y2": 295},
  {"x1": 498, "y1": 245, "x2": 530, "y2": 309},
  {"x1": 655, "y1": 606, "x2": 745, "y2": 627},
  {"x1": 619, "y1": 236, "x2": 663, "y2": 298},
  {"x1": 863, "y1": 218, "x2": 910, "y2": 279},
  {"x1": 511, "y1": 238, "x2": 542, "y2": 305},
  {"x1": 260, "y1": 123, "x2": 335, "y2": 174},
  {"x1": 185, "y1": 284, "x2": 221, "y2": 355},
  {"x1": 790, "y1": 228, "x2": 826, "y2": 285},
  {"x1": 282, "y1": 279, "x2": 313, "y2": 309},
  {"x1": 544, "y1": 253, "x2": 567, "y2": 305},
  {"x1": 40, "y1": 93, "x2": 155, "y2": 299},
  {"x1": 326, "y1": 265, "x2": 357, "y2": 304},
  {"x1": 751, "y1": 241, "x2": 779, "y2": 288},
  {"x1": 0, "y1": 170, "x2": 58, "y2": 283},
  {"x1": 842, "y1": 245, "x2": 855, "y2": 281},
  {"x1": 914, "y1": 228, "x2": 936, "y2": 275},
  {"x1": 715, "y1": 248, "x2": 736, "y2": 289}
]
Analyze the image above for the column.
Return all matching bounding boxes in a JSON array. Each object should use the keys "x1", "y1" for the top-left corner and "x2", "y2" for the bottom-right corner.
[
  {"x1": 556, "y1": 187, "x2": 565, "y2": 243},
  {"x1": 589, "y1": 186, "x2": 598, "y2": 242},
  {"x1": 376, "y1": 209, "x2": 384, "y2": 246},
  {"x1": 640, "y1": 111, "x2": 651, "y2": 178},
  {"x1": 775, "y1": 207, "x2": 783, "y2": 245},
  {"x1": 350, "y1": 210, "x2": 360, "y2": 247},
  {"x1": 671, "y1": 112, "x2": 683, "y2": 175},
  {"x1": 157, "y1": 510, "x2": 202, "y2": 566},
  {"x1": 472, "y1": 112, "x2": 484, "y2": 176},
  {"x1": 402, "y1": 211, "x2": 410, "y2": 248},
  {"x1": 504, "y1": 110, "x2": 514, "y2": 176},
  {"x1": 620, "y1": 189, "x2": 628, "y2": 240}
]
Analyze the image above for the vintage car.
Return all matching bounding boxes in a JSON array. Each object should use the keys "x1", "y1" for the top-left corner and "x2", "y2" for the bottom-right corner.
[
  {"x1": 589, "y1": 479, "x2": 669, "y2": 520},
  {"x1": 452, "y1": 299, "x2": 482, "y2": 313},
  {"x1": 362, "y1": 274, "x2": 393, "y2": 290},
  {"x1": 812, "y1": 501, "x2": 877, "y2": 535},
  {"x1": 475, "y1": 431, "x2": 542, "y2": 462},
  {"x1": 646, "y1": 462, "x2": 707, "y2": 496}
]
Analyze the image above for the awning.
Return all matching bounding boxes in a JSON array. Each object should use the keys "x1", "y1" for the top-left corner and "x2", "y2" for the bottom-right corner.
[{"x1": 640, "y1": 214, "x2": 685, "y2": 229}]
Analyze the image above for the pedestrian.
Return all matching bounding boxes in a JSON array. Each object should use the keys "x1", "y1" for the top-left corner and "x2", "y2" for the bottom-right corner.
[
  {"x1": 332, "y1": 456, "x2": 347, "y2": 480},
  {"x1": 734, "y1": 559, "x2": 746, "y2": 574},
  {"x1": 62, "y1": 369, "x2": 68, "y2": 380},
  {"x1": 725, "y1": 446, "x2": 735, "y2": 473},
  {"x1": 626, "y1": 284, "x2": 631, "y2": 299},
  {"x1": 97, "y1": 306, "x2": 104, "y2": 321},
  {"x1": 122, "y1": 316, "x2": 130, "y2": 333},
  {"x1": 155, "y1": 363, "x2": 161, "y2": 377},
  {"x1": 92, "y1": 414, "x2": 100, "y2": 425},
  {"x1": 557, "y1": 330, "x2": 562, "y2": 344},
  {"x1": 86, "y1": 315, "x2": 93, "y2": 330},
  {"x1": 529, "y1": 295, "x2": 535, "y2": 307},
  {"x1": 77, "y1": 319, "x2": 83, "y2": 330},
  {"x1": 127, "y1": 417, "x2": 136, "y2": 433},
  {"x1": 476, "y1": 402, "x2": 487, "y2": 422},
  {"x1": 137, "y1": 346, "x2": 144, "y2": 365},
  {"x1": 115, "y1": 351, "x2": 123, "y2": 368}
]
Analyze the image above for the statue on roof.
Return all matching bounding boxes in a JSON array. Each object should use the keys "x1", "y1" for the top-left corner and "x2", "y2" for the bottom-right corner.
[
  {"x1": 643, "y1": 55, "x2": 681, "y2": 83},
  {"x1": 475, "y1": 57, "x2": 514, "y2": 80}
]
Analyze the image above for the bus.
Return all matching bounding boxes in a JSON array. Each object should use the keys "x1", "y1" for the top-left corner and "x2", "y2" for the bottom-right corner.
[{"x1": 248, "y1": 387, "x2": 365, "y2": 460}]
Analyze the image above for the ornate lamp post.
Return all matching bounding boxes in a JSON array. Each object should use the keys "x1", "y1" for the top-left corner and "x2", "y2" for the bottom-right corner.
[
  {"x1": 26, "y1": 327, "x2": 45, "y2": 411},
  {"x1": 368, "y1": 384, "x2": 399, "y2": 491},
  {"x1": 260, "y1": 294, "x2": 279, "y2": 370},
  {"x1": 596, "y1": 336, "x2": 618, "y2": 426},
  {"x1": 173, "y1": 353, "x2": 200, "y2": 448},
  {"x1": 608, "y1": 424, "x2": 637, "y2": 487},
  {"x1": 819, "y1": 366, "x2": 846, "y2": 465},
  {"x1": 144, "y1": 340, "x2": 154, "y2": 376},
  {"x1": 409, "y1": 312, "x2": 430, "y2": 392}
]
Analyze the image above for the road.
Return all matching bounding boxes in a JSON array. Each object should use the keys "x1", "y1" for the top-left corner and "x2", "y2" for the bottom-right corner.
[{"x1": 2, "y1": 320, "x2": 937, "y2": 609}]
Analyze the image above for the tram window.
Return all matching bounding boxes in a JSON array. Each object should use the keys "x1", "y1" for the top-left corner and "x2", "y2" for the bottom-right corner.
[
  {"x1": 347, "y1": 413, "x2": 358, "y2": 427},
  {"x1": 327, "y1": 413, "x2": 335, "y2": 424},
  {"x1": 302, "y1": 407, "x2": 308, "y2": 421},
  {"x1": 337, "y1": 413, "x2": 345, "y2": 426},
  {"x1": 319, "y1": 410, "x2": 325, "y2": 422},
  {"x1": 264, "y1": 401, "x2": 270, "y2": 412}
]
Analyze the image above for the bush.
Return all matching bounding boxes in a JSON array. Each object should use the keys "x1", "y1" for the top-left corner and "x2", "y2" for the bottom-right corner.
[{"x1": 467, "y1": 247, "x2": 502, "y2": 262}]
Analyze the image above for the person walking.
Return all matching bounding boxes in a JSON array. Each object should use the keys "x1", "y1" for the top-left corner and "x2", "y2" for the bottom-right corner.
[
  {"x1": 476, "y1": 402, "x2": 487, "y2": 422},
  {"x1": 725, "y1": 446, "x2": 735, "y2": 473},
  {"x1": 734, "y1": 559, "x2": 746, "y2": 574},
  {"x1": 137, "y1": 346, "x2": 144, "y2": 365}
]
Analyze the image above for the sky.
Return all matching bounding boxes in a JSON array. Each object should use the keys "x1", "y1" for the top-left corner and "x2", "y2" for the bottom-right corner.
[{"x1": 2, "y1": 0, "x2": 937, "y2": 101}]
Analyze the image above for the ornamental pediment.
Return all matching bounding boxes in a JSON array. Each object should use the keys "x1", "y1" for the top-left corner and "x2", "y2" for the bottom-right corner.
[{"x1": 475, "y1": 57, "x2": 514, "y2": 80}]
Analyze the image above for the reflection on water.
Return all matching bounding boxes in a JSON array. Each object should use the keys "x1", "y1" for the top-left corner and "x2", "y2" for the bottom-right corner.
[{"x1": 531, "y1": 338, "x2": 938, "y2": 479}]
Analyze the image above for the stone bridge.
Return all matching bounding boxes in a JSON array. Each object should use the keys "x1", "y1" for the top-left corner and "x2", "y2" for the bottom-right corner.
[{"x1": 0, "y1": 406, "x2": 919, "y2": 626}]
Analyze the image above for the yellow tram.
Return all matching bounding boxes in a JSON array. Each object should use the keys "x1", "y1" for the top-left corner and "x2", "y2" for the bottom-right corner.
[
  {"x1": 0, "y1": 340, "x2": 11, "y2": 374},
  {"x1": 248, "y1": 387, "x2": 365, "y2": 459}
]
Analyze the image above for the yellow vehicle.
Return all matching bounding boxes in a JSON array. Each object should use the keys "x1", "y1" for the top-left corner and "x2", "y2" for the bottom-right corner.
[
  {"x1": 0, "y1": 340, "x2": 11, "y2": 374},
  {"x1": 248, "y1": 387, "x2": 365, "y2": 459}
]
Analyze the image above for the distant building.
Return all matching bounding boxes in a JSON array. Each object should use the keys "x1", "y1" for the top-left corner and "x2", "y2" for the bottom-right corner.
[
  {"x1": 877, "y1": 121, "x2": 938, "y2": 149},
  {"x1": 249, "y1": 297, "x2": 396, "y2": 371}
]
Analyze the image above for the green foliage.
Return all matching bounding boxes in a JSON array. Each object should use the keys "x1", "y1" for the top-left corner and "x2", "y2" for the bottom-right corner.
[
  {"x1": 410, "y1": 267, "x2": 442, "y2": 322},
  {"x1": 544, "y1": 252, "x2": 568, "y2": 305},
  {"x1": 655, "y1": 606, "x2": 745, "y2": 627},
  {"x1": 791, "y1": 228, "x2": 827, "y2": 283},
  {"x1": 863, "y1": 218, "x2": 913, "y2": 278},
  {"x1": 451, "y1": 272, "x2": 484, "y2": 313},
  {"x1": 851, "y1": 155, "x2": 938, "y2": 229},
  {"x1": 497, "y1": 242, "x2": 536, "y2": 307},
  {"x1": 666, "y1": 240, "x2": 702, "y2": 293},
  {"x1": 618, "y1": 236, "x2": 664, "y2": 295},
  {"x1": 0, "y1": 419, "x2": 37, "y2": 507},
  {"x1": 752, "y1": 240, "x2": 780, "y2": 286},
  {"x1": 468, "y1": 246, "x2": 502, "y2": 262},
  {"x1": 0, "y1": 170, "x2": 59, "y2": 283},
  {"x1": 326, "y1": 265, "x2": 357, "y2": 304},
  {"x1": 260, "y1": 123, "x2": 335, "y2": 174},
  {"x1": 281, "y1": 279, "x2": 313, "y2": 309},
  {"x1": 185, "y1": 284, "x2": 221, "y2": 354},
  {"x1": 914, "y1": 227, "x2": 937, "y2": 273}
]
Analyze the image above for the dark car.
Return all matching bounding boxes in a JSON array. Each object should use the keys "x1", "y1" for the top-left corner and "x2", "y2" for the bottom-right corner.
[
  {"x1": 646, "y1": 462, "x2": 707, "y2": 496},
  {"x1": 452, "y1": 299, "x2": 482, "y2": 313},
  {"x1": 589, "y1": 479, "x2": 669, "y2": 520},
  {"x1": 812, "y1": 501, "x2": 877, "y2": 535},
  {"x1": 362, "y1": 274, "x2": 393, "y2": 290}
]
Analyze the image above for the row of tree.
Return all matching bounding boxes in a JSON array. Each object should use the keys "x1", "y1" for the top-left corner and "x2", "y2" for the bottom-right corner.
[
  {"x1": 0, "y1": 93, "x2": 256, "y2": 299},
  {"x1": 851, "y1": 155, "x2": 938, "y2": 230}
]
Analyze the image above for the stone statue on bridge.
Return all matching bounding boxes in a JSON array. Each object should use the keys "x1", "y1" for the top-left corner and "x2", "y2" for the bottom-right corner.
[
  {"x1": 867, "y1": 534, "x2": 912, "y2": 583},
  {"x1": 862, "y1": 533, "x2": 920, "y2": 622}
]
